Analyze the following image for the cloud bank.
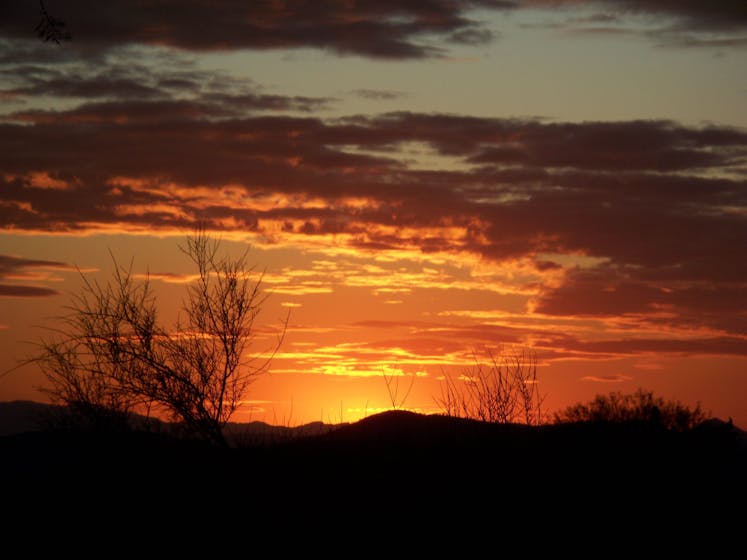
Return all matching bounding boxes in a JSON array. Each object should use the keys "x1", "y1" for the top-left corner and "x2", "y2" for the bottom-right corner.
[{"x1": 2, "y1": 100, "x2": 745, "y2": 349}]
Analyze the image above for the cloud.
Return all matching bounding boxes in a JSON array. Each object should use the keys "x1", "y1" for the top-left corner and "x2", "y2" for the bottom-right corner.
[
  {"x1": 467, "y1": 120, "x2": 746, "y2": 171},
  {"x1": 658, "y1": 35, "x2": 747, "y2": 49},
  {"x1": 1, "y1": 68, "x2": 163, "y2": 100},
  {"x1": 572, "y1": 1, "x2": 747, "y2": 33},
  {"x1": 0, "y1": 284, "x2": 59, "y2": 298},
  {"x1": 2, "y1": 1, "x2": 745, "y2": 65},
  {"x1": 0, "y1": 1, "x2": 513, "y2": 60},
  {"x1": 0, "y1": 254, "x2": 72, "y2": 298},
  {"x1": 0, "y1": 55, "x2": 335, "y2": 116},
  {"x1": 201, "y1": 92, "x2": 334, "y2": 113},
  {"x1": 131, "y1": 272, "x2": 198, "y2": 284},
  {"x1": 523, "y1": 1, "x2": 747, "y2": 49},
  {"x1": 566, "y1": 336, "x2": 747, "y2": 357},
  {"x1": 0, "y1": 105, "x2": 745, "y2": 339},
  {"x1": 0, "y1": 254, "x2": 70, "y2": 275},
  {"x1": 351, "y1": 89, "x2": 408, "y2": 101},
  {"x1": 581, "y1": 374, "x2": 633, "y2": 383},
  {"x1": 532, "y1": 264, "x2": 747, "y2": 335},
  {"x1": 315, "y1": 312, "x2": 747, "y2": 363}
]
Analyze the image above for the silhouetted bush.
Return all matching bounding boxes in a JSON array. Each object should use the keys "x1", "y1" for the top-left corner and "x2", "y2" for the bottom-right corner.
[{"x1": 555, "y1": 388, "x2": 708, "y2": 431}]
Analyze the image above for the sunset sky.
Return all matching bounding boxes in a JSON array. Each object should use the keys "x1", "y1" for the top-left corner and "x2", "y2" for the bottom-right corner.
[{"x1": 1, "y1": 1, "x2": 745, "y2": 426}]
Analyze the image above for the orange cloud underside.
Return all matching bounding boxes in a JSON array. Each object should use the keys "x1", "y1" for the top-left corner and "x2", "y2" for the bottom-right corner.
[{"x1": 2, "y1": 161, "x2": 746, "y2": 425}]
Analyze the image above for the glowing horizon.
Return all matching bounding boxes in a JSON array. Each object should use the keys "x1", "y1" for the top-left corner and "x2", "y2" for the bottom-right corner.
[{"x1": 1, "y1": 1, "x2": 746, "y2": 427}]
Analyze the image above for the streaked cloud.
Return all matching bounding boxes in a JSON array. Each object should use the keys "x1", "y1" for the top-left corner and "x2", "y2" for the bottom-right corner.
[
  {"x1": 581, "y1": 374, "x2": 633, "y2": 383},
  {"x1": 0, "y1": 254, "x2": 73, "y2": 298},
  {"x1": 0, "y1": 284, "x2": 59, "y2": 298},
  {"x1": 351, "y1": 89, "x2": 408, "y2": 101},
  {"x1": 523, "y1": 1, "x2": 747, "y2": 49},
  {"x1": 131, "y1": 271, "x2": 199, "y2": 284}
]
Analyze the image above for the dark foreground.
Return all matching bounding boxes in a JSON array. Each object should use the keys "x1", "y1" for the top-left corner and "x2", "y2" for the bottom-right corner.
[
  {"x1": 3, "y1": 408, "x2": 745, "y2": 503},
  {"x1": 4, "y1": 408, "x2": 744, "y2": 551}
]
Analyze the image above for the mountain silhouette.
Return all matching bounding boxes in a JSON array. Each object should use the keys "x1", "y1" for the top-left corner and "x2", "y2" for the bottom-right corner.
[{"x1": 2, "y1": 401, "x2": 746, "y2": 511}]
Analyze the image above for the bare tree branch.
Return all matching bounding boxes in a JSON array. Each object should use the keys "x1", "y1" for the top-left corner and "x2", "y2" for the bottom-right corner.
[
  {"x1": 436, "y1": 347, "x2": 545, "y2": 425},
  {"x1": 34, "y1": 231, "x2": 284, "y2": 445},
  {"x1": 35, "y1": 0, "x2": 71, "y2": 44}
]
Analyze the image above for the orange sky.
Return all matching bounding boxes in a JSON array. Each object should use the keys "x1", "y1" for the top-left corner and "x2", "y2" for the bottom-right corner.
[{"x1": 1, "y1": 1, "x2": 746, "y2": 426}]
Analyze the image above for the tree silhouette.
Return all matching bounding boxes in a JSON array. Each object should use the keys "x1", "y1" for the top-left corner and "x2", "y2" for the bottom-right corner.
[
  {"x1": 36, "y1": 231, "x2": 285, "y2": 445},
  {"x1": 35, "y1": 0, "x2": 71, "y2": 44}
]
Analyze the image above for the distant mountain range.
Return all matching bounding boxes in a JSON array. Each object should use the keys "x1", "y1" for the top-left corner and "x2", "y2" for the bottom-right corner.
[
  {"x1": 2, "y1": 400, "x2": 746, "y2": 499},
  {"x1": 0, "y1": 400, "x2": 63, "y2": 436},
  {"x1": 0, "y1": 400, "x2": 340, "y2": 442}
]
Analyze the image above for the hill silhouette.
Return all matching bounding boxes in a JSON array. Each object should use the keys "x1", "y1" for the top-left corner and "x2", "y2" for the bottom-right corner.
[
  {"x1": 0, "y1": 400, "x2": 337, "y2": 441},
  {"x1": 2, "y1": 402, "x2": 746, "y2": 510}
]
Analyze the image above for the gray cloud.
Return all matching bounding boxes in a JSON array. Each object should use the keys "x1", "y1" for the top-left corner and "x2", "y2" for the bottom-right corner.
[
  {"x1": 351, "y1": 89, "x2": 408, "y2": 101},
  {"x1": 0, "y1": 56, "x2": 334, "y2": 114},
  {"x1": 524, "y1": 1, "x2": 747, "y2": 49},
  {"x1": 0, "y1": 1, "x2": 514, "y2": 60}
]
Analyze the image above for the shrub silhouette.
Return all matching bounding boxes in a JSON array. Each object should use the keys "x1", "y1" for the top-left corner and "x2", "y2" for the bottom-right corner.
[
  {"x1": 35, "y1": 231, "x2": 284, "y2": 445},
  {"x1": 554, "y1": 388, "x2": 708, "y2": 431}
]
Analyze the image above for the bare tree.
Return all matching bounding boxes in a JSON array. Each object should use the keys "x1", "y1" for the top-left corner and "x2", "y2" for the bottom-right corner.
[
  {"x1": 36, "y1": 231, "x2": 284, "y2": 445},
  {"x1": 382, "y1": 370, "x2": 415, "y2": 410},
  {"x1": 436, "y1": 347, "x2": 544, "y2": 425},
  {"x1": 35, "y1": 0, "x2": 71, "y2": 44}
]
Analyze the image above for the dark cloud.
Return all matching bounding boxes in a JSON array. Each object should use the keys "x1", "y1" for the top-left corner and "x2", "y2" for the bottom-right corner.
[
  {"x1": 8, "y1": 99, "x2": 227, "y2": 124},
  {"x1": 0, "y1": 254, "x2": 70, "y2": 276},
  {"x1": 0, "y1": 1, "x2": 513, "y2": 60},
  {"x1": 535, "y1": 260, "x2": 562, "y2": 272},
  {"x1": 534, "y1": 267, "x2": 669, "y2": 317},
  {"x1": 0, "y1": 37, "x2": 85, "y2": 65},
  {"x1": 468, "y1": 120, "x2": 747, "y2": 171},
  {"x1": 534, "y1": 265, "x2": 747, "y2": 336},
  {"x1": 0, "y1": 255, "x2": 71, "y2": 299},
  {"x1": 0, "y1": 284, "x2": 59, "y2": 298},
  {"x1": 0, "y1": 57, "x2": 334, "y2": 114},
  {"x1": 564, "y1": 335, "x2": 747, "y2": 357},
  {"x1": 2, "y1": 71, "x2": 163, "y2": 100},
  {"x1": 570, "y1": 13, "x2": 622, "y2": 25},
  {"x1": 525, "y1": 1, "x2": 747, "y2": 48},
  {"x1": 201, "y1": 92, "x2": 333, "y2": 113},
  {"x1": 0, "y1": 107, "x2": 745, "y2": 338},
  {"x1": 2, "y1": 1, "x2": 744, "y2": 62},
  {"x1": 577, "y1": 1, "x2": 747, "y2": 32},
  {"x1": 353, "y1": 318, "x2": 747, "y2": 359},
  {"x1": 448, "y1": 25, "x2": 496, "y2": 45},
  {"x1": 651, "y1": 34, "x2": 747, "y2": 49}
]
